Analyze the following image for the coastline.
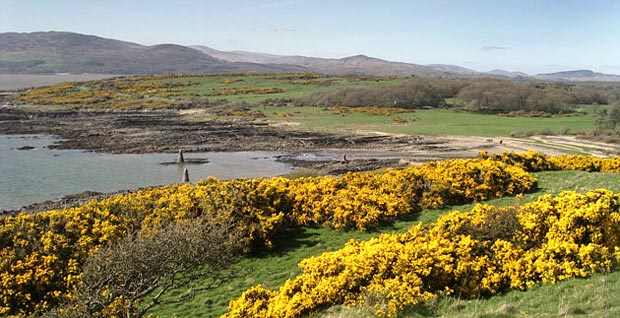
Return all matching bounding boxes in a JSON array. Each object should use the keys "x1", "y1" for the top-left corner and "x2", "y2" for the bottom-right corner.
[{"x1": 2, "y1": 106, "x2": 599, "y2": 215}]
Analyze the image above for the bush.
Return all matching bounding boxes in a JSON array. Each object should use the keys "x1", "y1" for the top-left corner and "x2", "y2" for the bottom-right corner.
[
  {"x1": 225, "y1": 190, "x2": 620, "y2": 318},
  {"x1": 54, "y1": 219, "x2": 243, "y2": 318}
]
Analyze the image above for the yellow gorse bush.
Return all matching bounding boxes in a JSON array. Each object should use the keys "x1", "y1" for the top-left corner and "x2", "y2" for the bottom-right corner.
[
  {"x1": 481, "y1": 150, "x2": 620, "y2": 173},
  {"x1": 17, "y1": 76, "x2": 199, "y2": 109},
  {"x1": 225, "y1": 189, "x2": 620, "y2": 318}
]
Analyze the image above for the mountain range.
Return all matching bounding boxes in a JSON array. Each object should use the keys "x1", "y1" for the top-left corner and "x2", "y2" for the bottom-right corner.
[{"x1": 2, "y1": 31, "x2": 620, "y2": 82}]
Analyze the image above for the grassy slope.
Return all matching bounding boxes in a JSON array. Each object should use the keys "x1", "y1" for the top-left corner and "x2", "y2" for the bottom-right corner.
[
  {"x1": 148, "y1": 170, "x2": 620, "y2": 318},
  {"x1": 320, "y1": 271, "x2": 620, "y2": 318}
]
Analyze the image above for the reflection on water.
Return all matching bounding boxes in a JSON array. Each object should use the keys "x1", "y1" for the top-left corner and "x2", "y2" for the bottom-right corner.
[{"x1": 0, "y1": 135, "x2": 291, "y2": 211}]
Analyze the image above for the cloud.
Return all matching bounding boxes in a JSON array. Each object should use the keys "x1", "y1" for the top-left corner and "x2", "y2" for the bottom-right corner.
[{"x1": 482, "y1": 45, "x2": 508, "y2": 51}]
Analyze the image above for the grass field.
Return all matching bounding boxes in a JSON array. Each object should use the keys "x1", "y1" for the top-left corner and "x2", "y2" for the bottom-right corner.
[
  {"x1": 148, "y1": 170, "x2": 620, "y2": 318},
  {"x1": 254, "y1": 105, "x2": 599, "y2": 137},
  {"x1": 162, "y1": 74, "x2": 405, "y2": 104}
]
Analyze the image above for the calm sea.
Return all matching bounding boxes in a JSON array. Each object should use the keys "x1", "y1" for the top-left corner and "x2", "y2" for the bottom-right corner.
[{"x1": 0, "y1": 135, "x2": 291, "y2": 211}]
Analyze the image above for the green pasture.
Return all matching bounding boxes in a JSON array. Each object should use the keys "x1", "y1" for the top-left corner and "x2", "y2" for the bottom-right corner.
[
  {"x1": 148, "y1": 170, "x2": 620, "y2": 318},
  {"x1": 155, "y1": 73, "x2": 405, "y2": 103},
  {"x1": 254, "y1": 105, "x2": 599, "y2": 137}
]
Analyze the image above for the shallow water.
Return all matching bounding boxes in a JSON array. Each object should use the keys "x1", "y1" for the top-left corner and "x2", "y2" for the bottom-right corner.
[{"x1": 0, "y1": 135, "x2": 292, "y2": 211}]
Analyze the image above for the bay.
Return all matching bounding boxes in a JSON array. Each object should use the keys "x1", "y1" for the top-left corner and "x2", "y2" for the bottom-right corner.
[{"x1": 0, "y1": 135, "x2": 292, "y2": 211}]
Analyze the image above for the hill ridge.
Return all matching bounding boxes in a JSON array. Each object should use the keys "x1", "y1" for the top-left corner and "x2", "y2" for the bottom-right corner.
[{"x1": 3, "y1": 31, "x2": 620, "y2": 81}]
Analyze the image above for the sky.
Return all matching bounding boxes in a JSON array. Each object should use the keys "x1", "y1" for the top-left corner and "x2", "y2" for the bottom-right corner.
[{"x1": 1, "y1": 0, "x2": 619, "y2": 75}]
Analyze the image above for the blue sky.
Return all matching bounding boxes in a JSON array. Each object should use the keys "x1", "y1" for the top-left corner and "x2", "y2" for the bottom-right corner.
[{"x1": 2, "y1": 0, "x2": 619, "y2": 74}]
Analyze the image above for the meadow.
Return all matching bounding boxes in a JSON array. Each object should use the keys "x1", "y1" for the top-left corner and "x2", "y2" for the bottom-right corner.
[{"x1": 254, "y1": 105, "x2": 599, "y2": 137}]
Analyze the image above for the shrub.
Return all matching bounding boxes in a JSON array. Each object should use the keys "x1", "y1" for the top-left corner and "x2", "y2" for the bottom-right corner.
[{"x1": 225, "y1": 190, "x2": 620, "y2": 318}]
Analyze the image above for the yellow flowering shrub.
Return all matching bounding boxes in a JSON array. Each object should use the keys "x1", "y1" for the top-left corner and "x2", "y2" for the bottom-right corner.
[
  {"x1": 0, "y1": 204, "x2": 129, "y2": 316},
  {"x1": 549, "y1": 155, "x2": 620, "y2": 172},
  {"x1": 287, "y1": 158, "x2": 534, "y2": 230},
  {"x1": 288, "y1": 170, "x2": 423, "y2": 230},
  {"x1": 0, "y1": 178, "x2": 291, "y2": 316},
  {"x1": 482, "y1": 151, "x2": 620, "y2": 173},
  {"x1": 225, "y1": 189, "x2": 620, "y2": 318},
  {"x1": 416, "y1": 157, "x2": 536, "y2": 207}
]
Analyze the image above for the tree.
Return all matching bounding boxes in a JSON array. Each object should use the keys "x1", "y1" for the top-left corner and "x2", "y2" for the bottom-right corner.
[
  {"x1": 607, "y1": 102, "x2": 620, "y2": 130},
  {"x1": 44, "y1": 218, "x2": 243, "y2": 318}
]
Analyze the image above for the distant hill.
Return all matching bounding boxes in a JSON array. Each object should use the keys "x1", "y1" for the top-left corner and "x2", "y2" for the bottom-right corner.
[
  {"x1": 534, "y1": 70, "x2": 620, "y2": 82},
  {"x1": 191, "y1": 46, "x2": 459, "y2": 77},
  {"x1": 3, "y1": 31, "x2": 620, "y2": 81},
  {"x1": 486, "y1": 69, "x2": 529, "y2": 78},
  {"x1": 0, "y1": 32, "x2": 306, "y2": 74},
  {"x1": 426, "y1": 64, "x2": 479, "y2": 75},
  {"x1": 190, "y1": 45, "x2": 283, "y2": 64}
]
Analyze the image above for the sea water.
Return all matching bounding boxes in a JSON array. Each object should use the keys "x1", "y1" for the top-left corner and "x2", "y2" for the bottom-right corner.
[{"x1": 0, "y1": 135, "x2": 291, "y2": 211}]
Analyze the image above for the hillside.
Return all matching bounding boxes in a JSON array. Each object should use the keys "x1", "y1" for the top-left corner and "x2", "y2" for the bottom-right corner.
[
  {"x1": 486, "y1": 69, "x2": 529, "y2": 78},
  {"x1": 191, "y1": 46, "x2": 460, "y2": 77},
  {"x1": 0, "y1": 32, "x2": 306, "y2": 74},
  {"x1": 535, "y1": 69, "x2": 620, "y2": 82},
  {"x1": 4, "y1": 31, "x2": 620, "y2": 80},
  {"x1": 426, "y1": 63, "x2": 479, "y2": 75}
]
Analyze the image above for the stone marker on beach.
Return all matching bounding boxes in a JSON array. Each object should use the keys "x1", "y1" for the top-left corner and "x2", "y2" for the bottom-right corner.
[
  {"x1": 177, "y1": 149, "x2": 185, "y2": 164},
  {"x1": 183, "y1": 168, "x2": 190, "y2": 183}
]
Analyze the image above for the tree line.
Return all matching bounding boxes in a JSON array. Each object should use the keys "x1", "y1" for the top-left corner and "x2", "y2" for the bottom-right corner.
[{"x1": 294, "y1": 77, "x2": 620, "y2": 115}]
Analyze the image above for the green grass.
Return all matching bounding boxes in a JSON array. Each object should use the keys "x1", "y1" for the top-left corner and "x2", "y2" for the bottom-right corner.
[
  {"x1": 151, "y1": 74, "x2": 404, "y2": 104},
  {"x1": 320, "y1": 271, "x2": 620, "y2": 318},
  {"x1": 255, "y1": 106, "x2": 599, "y2": 137},
  {"x1": 147, "y1": 170, "x2": 620, "y2": 318},
  {"x1": 427, "y1": 271, "x2": 620, "y2": 318}
]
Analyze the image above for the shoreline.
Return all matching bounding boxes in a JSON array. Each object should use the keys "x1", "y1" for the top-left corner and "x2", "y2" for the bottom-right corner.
[{"x1": 4, "y1": 107, "x2": 613, "y2": 215}]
